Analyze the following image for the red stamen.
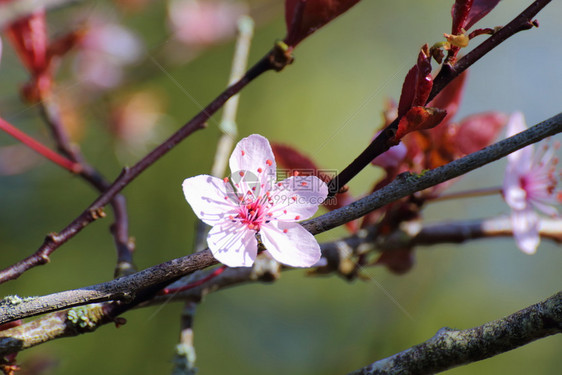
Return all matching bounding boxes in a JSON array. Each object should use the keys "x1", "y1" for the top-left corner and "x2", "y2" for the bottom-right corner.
[
  {"x1": 283, "y1": 229, "x2": 288, "y2": 233},
  {"x1": 266, "y1": 159, "x2": 273, "y2": 166},
  {"x1": 239, "y1": 171, "x2": 245, "y2": 177},
  {"x1": 257, "y1": 168, "x2": 263, "y2": 173},
  {"x1": 241, "y1": 150, "x2": 245, "y2": 156},
  {"x1": 295, "y1": 215, "x2": 300, "y2": 220}
]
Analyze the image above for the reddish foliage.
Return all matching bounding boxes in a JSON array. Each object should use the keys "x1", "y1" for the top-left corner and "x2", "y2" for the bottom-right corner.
[
  {"x1": 452, "y1": 0, "x2": 500, "y2": 34},
  {"x1": 397, "y1": 45, "x2": 433, "y2": 119},
  {"x1": 4, "y1": 10, "x2": 51, "y2": 101},
  {"x1": 393, "y1": 106, "x2": 447, "y2": 144},
  {"x1": 272, "y1": 142, "x2": 358, "y2": 232},
  {"x1": 284, "y1": 0, "x2": 361, "y2": 47},
  {"x1": 455, "y1": 112, "x2": 508, "y2": 154},
  {"x1": 451, "y1": 0, "x2": 474, "y2": 34},
  {"x1": 463, "y1": 0, "x2": 502, "y2": 31},
  {"x1": 428, "y1": 72, "x2": 467, "y2": 125}
]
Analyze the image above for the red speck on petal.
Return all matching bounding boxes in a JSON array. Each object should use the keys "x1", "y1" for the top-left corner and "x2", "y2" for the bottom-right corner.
[
  {"x1": 241, "y1": 150, "x2": 245, "y2": 156},
  {"x1": 291, "y1": 196, "x2": 297, "y2": 201},
  {"x1": 266, "y1": 159, "x2": 273, "y2": 166},
  {"x1": 224, "y1": 196, "x2": 229, "y2": 200},
  {"x1": 258, "y1": 168, "x2": 263, "y2": 173},
  {"x1": 223, "y1": 177, "x2": 229, "y2": 183},
  {"x1": 283, "y1": 229, "x2": 288, "y2": 233},
  {"x1": 301, "y1": 182, "x2": 308, "y2": 186},
  {"x1": 283, "y1": 210, "x2": 287, "y2": 214},
  {"x1": 295, "y1": 215, "x2": 300, "y2": 220},
  {"x1": 229, "y1": 215, "x2": 234, "y2": 220},
  {"x1": 239, "y1": 171, "x2": 245, "y2": 177}
]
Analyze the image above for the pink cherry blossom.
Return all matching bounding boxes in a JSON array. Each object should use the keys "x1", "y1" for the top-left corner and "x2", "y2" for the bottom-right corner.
[
  {"x1": 182, "y1": 134, "x2": 328, "y2": 267},
  {"x1": 502, "y1": 112, "x2": 561, "y2": 254}
]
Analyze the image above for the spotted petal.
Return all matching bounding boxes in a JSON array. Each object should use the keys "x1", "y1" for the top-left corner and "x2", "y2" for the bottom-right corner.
[
  {"x1": 260, "y1": 221, "x2": 321, "y2": 267},
  {"x1": 229, "y1": 134, "x2": 277, "y2": 194},
  {"x1": 182, "y1": 175, "x2": 237, "y2": 226},
  {"x1": 505, "y1": 112, "x2": 533, "y2": 171},
  {"x1": 269, "y1": 176, "x2": 328, "y2": 222},
  {"x1": 207, "y1": 221, "x2": 258, "y2": 267}
]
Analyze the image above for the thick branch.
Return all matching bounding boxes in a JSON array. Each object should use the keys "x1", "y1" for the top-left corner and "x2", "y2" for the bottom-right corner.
[
  {"x1": 1, "y1": 112, "x2": 561, "y2": 324},
  {"x1": 348, "y1": 291, "x2": 562, "y2": 375}
]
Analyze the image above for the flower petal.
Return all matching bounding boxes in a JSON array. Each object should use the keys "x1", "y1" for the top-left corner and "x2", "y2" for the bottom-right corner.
[
  {"x1": 511, "y1": 208, "x2": 540, "y2": 254},
  {"x1": 229, "y1": 134, "x2": 277, "y2": 195},
  {"x1": 269, "y1": 176, "x2": 328, "y2": 221},
  {"x1": 260, "y1": 222, "x2": 321, "y2": 267},
  {"x1": 182, "y1": 175, "x2": 237, "y2": 226},
  {"x1": 505, "y1": 112, "x2": 533, "y2": 170},
  {"x1": 207, "y1": 221, "x2": 258, "y2": 267}
]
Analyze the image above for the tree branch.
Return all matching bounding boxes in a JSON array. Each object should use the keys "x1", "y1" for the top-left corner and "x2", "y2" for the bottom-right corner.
[
  {"x1": 348, "y1": 291, "x2": 562, "y2": 375},
  {"x1": 0, "y1": 51, "x2": 276, "y2": 284},
  {"x1": 1, "y1": 112, "x2": 561, "y2": 325},
  {"x1": 39, "y1": 95, "x2": 136, "y2": 278},
  {"x1": 308, "y1": 112, "x2": 562, "y2": 235},
  {"x1": 327, "y1": 0, "x2": 552, "y2": 196}
]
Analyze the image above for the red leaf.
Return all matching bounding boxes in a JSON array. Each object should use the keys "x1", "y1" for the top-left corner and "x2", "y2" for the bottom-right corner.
[
  {"x1": 393, "y1": 106, "x2": 447, "y2": 143},
  {"x1": 428, "y1": 71, "x2": 467, "y2": 125},
  {"x1": 464, "y1": 0, "x2": 501, "y2": 31},
  {"x1": 455, "y1": 112, "x2": 508, "y2": 154},
  {"x1": 272, "y1": 143, "x2": 320, "y2": 173},
  {"x1": 451, "y1": 0, "x2": 474, "y2": 34},
  {"x1": 284, "y1": 0, "x2": 361, "y2": 47},
  {"x1": 397, "y1": 45, "x2": 433, "y2": 118},
  {"x1": 451, "y1": 0, "x2": 500, "y2": 34},
  {"x1": 5, "y1": 10, "x2": 48, "y2": 74}
]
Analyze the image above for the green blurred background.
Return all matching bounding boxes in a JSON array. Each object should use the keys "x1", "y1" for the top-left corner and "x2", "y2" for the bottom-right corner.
[{"x1": 0, "y1": 0, "x2": 561, "y2": 374}]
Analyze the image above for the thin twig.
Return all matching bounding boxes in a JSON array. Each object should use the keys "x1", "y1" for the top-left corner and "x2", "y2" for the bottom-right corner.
[
  {"x1": 39, "y1": 95, "x2": 136, "y2": 278},
  {"x1": 0, "y1": 51, "x2": 276, "y2": 284},
  {"x1": 327, "y1": 0, "x2": 551, "y2": 196}
]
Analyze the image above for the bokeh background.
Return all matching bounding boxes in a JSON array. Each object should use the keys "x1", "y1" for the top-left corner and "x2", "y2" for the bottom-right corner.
[{"x1": 0, "y1": 0, "x2": 561, "y2": 374}]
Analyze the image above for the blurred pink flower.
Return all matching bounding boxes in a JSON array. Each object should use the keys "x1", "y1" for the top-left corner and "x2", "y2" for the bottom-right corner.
[
  {"x1": 502, "y1": 112, "x2": 561, "y2": 254},
  {"x1": 73, "y1": 18, "x2": 144, "y2": 89},
  {"x1": 182, "y1": 134, "x2": 328, "y2": 268},
  {"x1": 168, "y1": 0, "x2": 247, "y2": 46}
]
